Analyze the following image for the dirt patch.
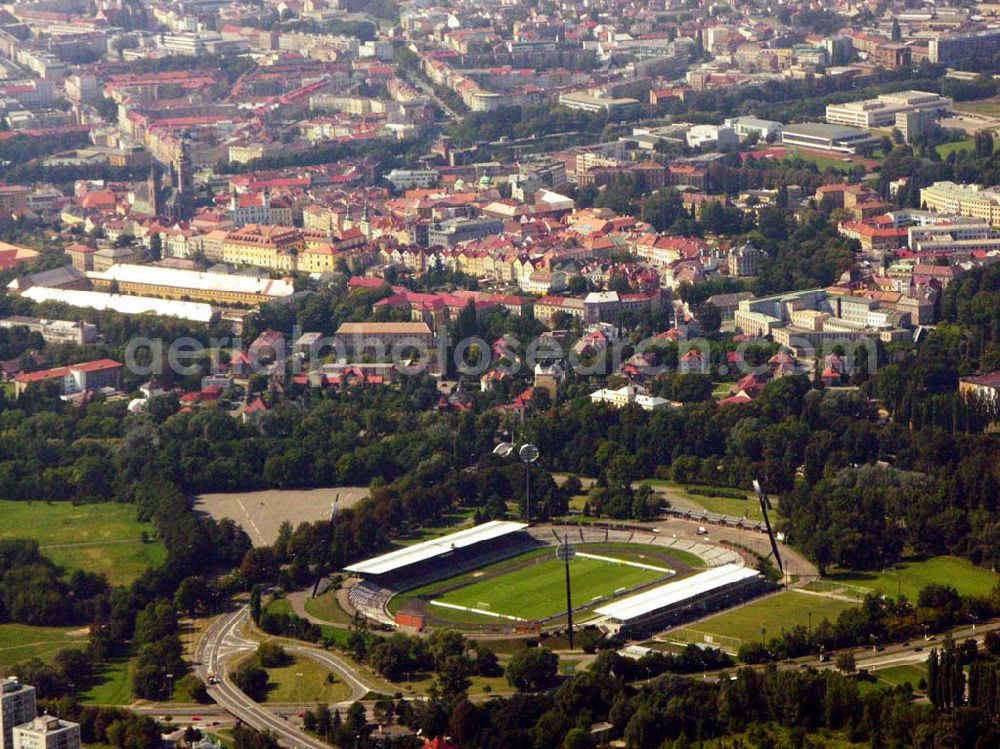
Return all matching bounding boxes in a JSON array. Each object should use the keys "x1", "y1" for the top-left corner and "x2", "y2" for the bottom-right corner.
[{"x1": 194, "y1": 487, "x2": 370, "y2": 546}]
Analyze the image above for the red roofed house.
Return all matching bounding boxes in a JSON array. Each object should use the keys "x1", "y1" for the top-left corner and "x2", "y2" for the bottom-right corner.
[
  {"x1": 0, "y1": 241, "x2": 38, "y2": 271},
  {"x1": 422, "y1": 739, "x2": 459, "y2": 749},
  {"x1": 14, "y1": 358, "x2": 122, "y2": 397}
]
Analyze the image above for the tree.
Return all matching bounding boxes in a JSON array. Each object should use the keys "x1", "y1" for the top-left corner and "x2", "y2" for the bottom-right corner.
[
  {"x1": 174, "y1": 576, "x2": 208, "y2": 617},
  {"x1": 976, "y1": 130, "x2": 994, "y2": 159},
  {"x1": 435, "y1": 654, "x2": 471, "y2": 703},
  {"x1": 835, "y1": 651, "x2": 856, "y2": 674},
  {"x1": 567, "y1": 275, "x2": 589, "y2": 294},
  {"x1": 448, "y1": 699, "x2": 481, "y2": 747},
  {"x1": 256, "y1": 641, "x2": 289, "y2": 668},
  {"x1": 506, "y1": 647, "x2": 559, "y2": 691},
  {"x1": 149, "y1": 232, "x2": 162, "y2": 261},
  {"x1": 231, "y1": 663, "x2": 269, "y2": 700}
]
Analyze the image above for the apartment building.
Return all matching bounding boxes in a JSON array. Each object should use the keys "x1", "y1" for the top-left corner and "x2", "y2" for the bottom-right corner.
[
  {"x1": 12, "y1": 717, "x2": 80, "y2": 749},
  {"x1": 13, "y1": 359, "x2": 122, "y2": 397},
  {"x1": 929, "y1": 28, "x2": 1000, "y2": 65},
  {"x1": 333, "y1": 322, "x2": 434, "y2": 354},
  {"x1": 427, "y1": 218, "x2": 503, "y2": 249},
  {"x1": 920, "y1": 182, "x2": 1000, "y2": 226},
  {"x1": 728, "y1": 242, "x2": 765, "y2": 277},
  {"x1": 386, "y1": 169, "x2": 440, "y2": 190},
  {"x1": 1, "y1": 678, "x2": 36, "y2": 749},
  {"x1": 0, "y1": 316, "x2": 97, "y2": 345}
]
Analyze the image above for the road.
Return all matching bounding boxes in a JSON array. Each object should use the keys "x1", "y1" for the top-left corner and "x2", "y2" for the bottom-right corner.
[{"x1": 194, "y1": 605, "x2": 384, "y2": 747}]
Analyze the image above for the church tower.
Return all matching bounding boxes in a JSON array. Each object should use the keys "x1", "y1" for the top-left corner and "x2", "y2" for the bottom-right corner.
[{"x1": 147, "y1": 165, "x2": 160, "y2": 217}]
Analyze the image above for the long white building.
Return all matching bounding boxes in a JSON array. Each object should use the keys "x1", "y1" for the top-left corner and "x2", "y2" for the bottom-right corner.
[{"x1": 826, "y1": 90, "x2": 951, "y2": 129}]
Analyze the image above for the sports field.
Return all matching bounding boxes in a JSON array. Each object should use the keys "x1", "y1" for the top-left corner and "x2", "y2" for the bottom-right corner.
[
  {"x1": 0, "y1": 500, "x2": 166, "y2": 586},
  {"x1": 434, "y1": 556, "x2": 664, "y2": 621},
  {"x1": 819, "y1": 556, "x2": 998, "y2": 601},
  {"x1": 385, "y1": 543, "x2": 699, "y2": 626},
  {"x1": 668, "y1": 591, "x2": 856, "y2": 651}
]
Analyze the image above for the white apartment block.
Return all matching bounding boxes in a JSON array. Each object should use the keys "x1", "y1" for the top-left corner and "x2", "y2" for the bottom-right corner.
[
  {"x1": 13, "y1": 717, "x2": 80, "y2": 749},
  {"x1": 1, "y1": 679, "x2": 36, "y2": 749},
  {"x1": 826, "y1": 91, "x2": 951, "y2": 129},
  {"x1": 386, "y1": 169, "x2": 439, "y2": 190}
]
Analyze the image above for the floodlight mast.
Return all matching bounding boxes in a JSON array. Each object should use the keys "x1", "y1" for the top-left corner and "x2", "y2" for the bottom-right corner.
[
  {"x1": 752, "y1": 480, "x2": 786, "y2": 585},
  {"x1": 311, "y1": 495, "x2": 339, "y2": 598},
  {"x1": 558, "y1": 533, "x2": 576, "y2": 649},
  {"x1": 493, "y1": 441, "x2": 539, "y2": 523}
]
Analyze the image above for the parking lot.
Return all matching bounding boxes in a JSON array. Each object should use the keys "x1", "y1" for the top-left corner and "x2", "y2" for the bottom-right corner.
[{"x1": 194, "y1": 487, "x2": 370, "y2": 545}]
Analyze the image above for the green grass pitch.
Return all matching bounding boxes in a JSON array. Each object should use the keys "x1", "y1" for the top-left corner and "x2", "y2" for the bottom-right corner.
[
  {"x1": 0, "y1": 500, "x2": 167, "y2": 586},
  {"x1": 678, "y1": 592, "x2": 857, "y2": 646},
  {"x1": 822, "y1": 556, "x2": 998, "y2": 602},
  {"x1": 433, "y1": 555, "x2": 666, "y2": 621}
]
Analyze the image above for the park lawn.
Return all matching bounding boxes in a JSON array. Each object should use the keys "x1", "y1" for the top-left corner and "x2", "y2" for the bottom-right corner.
[
  {"x1": 265, "y1": 598, "x2": 294, "y2": 616},
  {"x1": 303, "y1": 591, "x2": 353, "y2": 626},
  {"x1": 436, "y1": 555, "x2": 665, "y2": 620},
  {"x1": 0, "y1": 623, "x2": 89, "y2": 670},
  {"x1": 318, "y1": 625, "x2": 352, "y2": 648},
  {"x1": 261, "y1": 655, "x2": 351, "y2": 704},
  {"x1": 874, "y1": 664, "x2": 927, "y2": 691},
  {"x1": 393, "y1": 509, "x2": 478, "y2": 546},
  {"x1": 0, "y1": 500, "x2": 166, "y2": 586},
  {"x1": 955, "y1": 96, "x2": 1000, "y2": 117},
  {"x1": 823, "y1": 556, "x2": 999, "y2": 602},
  {"x1": 705, "y1": 725, "x2": 865, "y2": 748},
  {"x1": 936, "y1": 138, "x2": 974, "y2": 159},
  {"x1": 712, "y1": 382, "x2": 732, "y2": 398},
  {"x1": 639, "y1": 479, "x2": 764, "y2": 522},
  {"x1": 78, "y1": 658, "x2": 134, "y2": 706},
  {"x1": 680, "y1": 592, "x2": 856, "y2": 646}
]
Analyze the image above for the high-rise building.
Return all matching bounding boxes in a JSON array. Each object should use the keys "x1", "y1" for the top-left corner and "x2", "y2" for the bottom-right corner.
[
  {"x1": 0, "y1": 678, "x2": 36, "y2": 749},
  {"x1": 928, "y1": 29, "x2": 1000, "y2": 65},
  {"x1": 13, "y1": 717, "x2": 80, "y2": 749}
]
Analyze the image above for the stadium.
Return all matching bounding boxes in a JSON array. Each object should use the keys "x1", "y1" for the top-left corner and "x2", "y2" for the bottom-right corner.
[{"x1": 340, "y1": 520, "x2": 773, "y2": 637}]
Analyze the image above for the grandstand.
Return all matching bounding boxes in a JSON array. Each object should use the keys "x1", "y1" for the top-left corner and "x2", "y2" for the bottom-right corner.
[
  {"x1": 342, "y1": 521, "x2": 537, "y2": 622},
  {"x1": 594, "y1": 563, "x2": 772, "y2": 638}
]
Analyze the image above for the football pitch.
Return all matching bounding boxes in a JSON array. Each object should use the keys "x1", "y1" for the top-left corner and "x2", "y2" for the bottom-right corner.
[
  {"x1": 431, "y1": 554, "x2": 668, "y2": 621},
  {"x1": 668, "y1": 591, "x2": 857, "y2": 651}
]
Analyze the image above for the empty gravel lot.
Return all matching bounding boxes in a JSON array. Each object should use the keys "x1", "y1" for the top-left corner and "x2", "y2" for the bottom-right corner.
[{"x1": 194, "y1": 487, "x2": 370, "y2": 545}]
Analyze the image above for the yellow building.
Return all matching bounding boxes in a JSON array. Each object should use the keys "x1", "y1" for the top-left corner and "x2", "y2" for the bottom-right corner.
[
  {"x1": 298, "y1": 243, "x2": 339, "y2": 273},
  {"x1": 222, "y1": 224, "x2": 303, "y2": 271},
  {"x1": 920, "y1": 181, "x2": 1000, "y2": 226}
]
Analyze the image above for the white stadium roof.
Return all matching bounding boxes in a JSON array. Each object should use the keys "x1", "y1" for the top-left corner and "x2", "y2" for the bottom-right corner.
[
  {"x1": 595, "y1": 563, "x2": 760, "y2": 623},
  {"x1": 21, "y1": 286, "x2": 217, "y2": 323},
  {"x1": 343, "y1": 520, "x2": 528, "y2": 576}
]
